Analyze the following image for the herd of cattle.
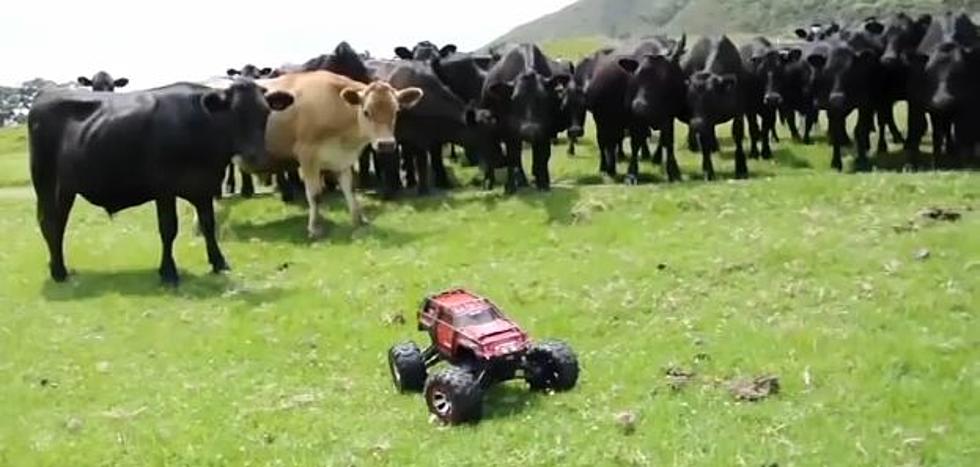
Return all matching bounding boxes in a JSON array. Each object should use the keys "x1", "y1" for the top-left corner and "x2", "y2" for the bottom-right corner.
[{"x1": 27, "y1": 11, "x2": 979, "y2": 284}]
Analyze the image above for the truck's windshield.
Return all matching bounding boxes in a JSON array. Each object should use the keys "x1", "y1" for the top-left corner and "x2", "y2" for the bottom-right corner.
[{"x1": 455, "y1": 308, "x2": 497, "y2": 327}]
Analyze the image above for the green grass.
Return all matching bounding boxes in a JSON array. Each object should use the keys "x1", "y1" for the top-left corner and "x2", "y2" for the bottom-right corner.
[
  {"x1": 1, "y1": 109, "x2": 979, "y2": 467},
  {"x1": 0, "y1": 126, "x2": 29, "y2": 188}
]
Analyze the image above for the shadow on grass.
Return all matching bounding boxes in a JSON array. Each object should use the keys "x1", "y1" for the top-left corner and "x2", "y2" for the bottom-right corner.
[
  {"x1": 41, "y1": 269, "x2": 285, "y2": 302},
  {"x1": 229, "y1": 214, "x2": 426, "y2": 246},
  {"x1": 513, "y1": 186, "x2": 580, "y2": 225},
  {"x1": 771, "y1": 147, "x2": 813, "y2": 169},
  {"x1": 482, "y1": 383, "x2": 543, "y2": 421}
]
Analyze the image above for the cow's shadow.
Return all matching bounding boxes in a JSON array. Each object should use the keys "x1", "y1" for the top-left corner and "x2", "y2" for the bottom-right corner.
[
  {"x1": 228, "y1": 213, "x2": 426, "y2": 247},
  {"x1": 40, "y1": 269, "x2": 284, "y2": 302}
]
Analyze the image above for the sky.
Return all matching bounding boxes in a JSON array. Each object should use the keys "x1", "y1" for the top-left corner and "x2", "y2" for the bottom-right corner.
[{"x1": 0, "y1": 0, "x2": 576, "y2": 89}]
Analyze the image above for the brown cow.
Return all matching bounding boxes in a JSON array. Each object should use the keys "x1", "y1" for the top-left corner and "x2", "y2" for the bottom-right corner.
[{"x1": 260, "y1": 71, "x2": 423, "y2": 238}]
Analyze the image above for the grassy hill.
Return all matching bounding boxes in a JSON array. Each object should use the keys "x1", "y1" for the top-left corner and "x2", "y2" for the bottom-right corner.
[{"x1": 493, "y1": 0, "x2": 980, "y2": 46}]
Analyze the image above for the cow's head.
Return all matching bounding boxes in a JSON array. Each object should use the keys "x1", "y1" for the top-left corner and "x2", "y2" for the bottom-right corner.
[
  {"x1": 807, "y1": 40, "x2": 876, "y2": 111},
  {"x1": 750, "y1": 48, "x2": 801, "y2": 107},
  {"x1": 881, "y1": 13, "x2": 932, "y2": 67},
  {"x1": 618, "y1": 35, "x2": 687, "y2": 128},
  {"x1": 77, "y1": 71, "x2": 128, "y2": 92},
  {"x1": 396, "y1": 41, "x2": 458, "y2": 61},
  {"x1": 202, "y1": 79, "x2": 294, "y2": 165},
  {"x1": 911, "y1": 13, "x2": 979, "y2": 113},
  {"x1": 685, "y1": 71, "x2": 739, "y2": 132},
  {"x1": 488, "y1": 71, "x2": 569, "y2": 142},
  {"x1": 795, "y1": 22, "x2": 841, "y2": 42},
  {"x1": 227, "y1": 64, "x2": 273, "y2": 79},
  {"x1": 341, "y1": 81, "x2": 424, "y2": 154}
]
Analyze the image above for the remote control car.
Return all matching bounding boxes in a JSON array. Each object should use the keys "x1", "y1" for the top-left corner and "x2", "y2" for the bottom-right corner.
[{"x1": 387, "y1": 288, "x2": 579, "y2": 424}]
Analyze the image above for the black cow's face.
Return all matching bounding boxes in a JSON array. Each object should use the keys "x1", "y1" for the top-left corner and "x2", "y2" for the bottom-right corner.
[
  {"x1": 686, "y1": 71, "x2": 738, "y2": 132},
  {"x1": 918, "y1": 43, "x2": 975, "y2": 112},
  {"x1": 807, "y1": 43, "x2": 875, "y2": 111},
  {"x1": 203, "y1": 80, "x2": 294, "y2": 165},
  {"x1": 77, "y1": 71, "x2": 128, "y2": 92},
  {"x1": 490, "y1": 71, "x2": 568, "y2": 142},
  {"x1": 395, "y1": 42, "x2": 458, "y2": 61},
  {"x1": 620, "y1": 54, "x2": 685, "y2": 127},
  {"x1": 881, "y1": 14, "x2": 931, "y2": 67},
  {"x1": 227, "y1": 64, "x2": 273, "y2": 79},
  {"x1": 561, "y1": 83, "x2": 587, "y2": 138}
]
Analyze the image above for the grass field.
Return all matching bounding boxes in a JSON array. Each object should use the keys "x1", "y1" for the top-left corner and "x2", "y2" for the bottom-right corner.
[{"x1": 1, "y1": 93, "x2": 978, "y2": 467}]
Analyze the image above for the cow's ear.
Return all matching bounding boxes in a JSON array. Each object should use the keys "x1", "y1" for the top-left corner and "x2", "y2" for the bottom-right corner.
[
  {"x1": 865, "y1": 20, "x2": 884, "y2": 35},
  {"x1": 618, "y1": 58, "x2": 640, "y2": 73},
  {"x1": 916, "y1": 14, "x2": 933, "y2": 31},
  {"x1": 341, "y1": 87, "x2": 363, "y2": 106},
  {"x1": 113, "y1": 78, "x2": 129, "y2": 88},
  {"x1": 795, "y1": 28, "x2": 809, "y2": 39},
  {"x1": 440, "y1": 44, "x2": 458, "y2": 57},
  {"x1": 807, "y1": 54, "x2": 827, "y2": 69},
  {"x1": 394, "y1": 47, "x2": 413, "y2": 60},
  {"x1": 203, "y1": 91, "x2": 230, "y2": 113},
  {"x1": 260, "y1": 67, "x2": 273, "y2": 76},
  {"x1": 670, "y1": 34, "x2": 687, "y2": 62},
  {"x1": 265, "y1": 91, "x2": 294, "y2": 111},
  {"x1": 396, "y1": 87, "x2": 424, "y2": 110},
  {"x1": 226, "y1": 69, "x2": 240, "y2": 77},
  {"x1": 489, "y1": 82, "x2": 513, "y2": 99},
  {"x1": 77, "y1": 76, "x2": 93, "y2": 87}
]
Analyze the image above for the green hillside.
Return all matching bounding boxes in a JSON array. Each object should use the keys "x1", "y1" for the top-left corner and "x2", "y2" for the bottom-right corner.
[{"x1": 493, "y1": 0, "x2": 980, "y2": 45}]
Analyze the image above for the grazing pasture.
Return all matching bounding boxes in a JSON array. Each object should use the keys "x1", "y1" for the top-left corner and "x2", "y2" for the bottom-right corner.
[{"x1": 1, "y1": 84, "x2": 978, "y2": 467}]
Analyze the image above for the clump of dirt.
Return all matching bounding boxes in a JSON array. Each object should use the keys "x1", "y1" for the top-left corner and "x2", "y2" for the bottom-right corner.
[
  {"x1": 382, "y1": 313, "x2": 406, "y2": 326},
  {"x1": 665, "y1": 366, "x2": 696, "y2": 392},
  {"x1": 729, "y1": 375, "x2": 780, "y2": 402},
  {"x1": 614, "y1": 410, "x2": 638, "y2": 435},
  {"x1": 571, "y1": 198, "x2": 610, "y2": 224},
  {"x1": 918, "y1": 207, "x2": 963, "y2": 222}
]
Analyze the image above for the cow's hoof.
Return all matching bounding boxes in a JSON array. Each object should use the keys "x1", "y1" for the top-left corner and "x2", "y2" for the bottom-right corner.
[
  {"x1": 242, "y1": 188, "x2": 255, "y2": 199},
  {"x1": 353, "y1": 214, "x2": 370, "y2": 228},
  {"x1": 504, "y1": 183, "x2": 518, "y2": 195},
  {"x1": 624, "y1": 174, "x2": 639, "y2": 186},
  {"x1": 160, "y1": 272, "x2": 180, "y2": 287},
  {"x1": 308, "y1": 226, "x2": 325, "y2": 240},
  {"x1": 735, "y1": 171, "x2": 749, "y2": 180},
  {"x1": 703, "y1": 173, "x2": 716, "y2": 182},
  {"x1": 50, "y1": 265, "x2": 69, "y2": 283},
  {"x1": 212, "y1": 261, "x2": 230, "y2": 274}
]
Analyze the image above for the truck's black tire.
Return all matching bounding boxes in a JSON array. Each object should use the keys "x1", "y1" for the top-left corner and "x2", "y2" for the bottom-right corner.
[
  {"x1": 388, "y1": 342, "x2": 426, "y2": 392},
  {"x1": 524, "y1": 340, "x2": 579, "y2": 391},
  {"x1": 424, "y1": 367, "x2": 483, "y2": 424}
]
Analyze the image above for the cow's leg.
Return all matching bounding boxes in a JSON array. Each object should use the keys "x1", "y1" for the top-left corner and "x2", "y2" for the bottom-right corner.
[
  {"x1": 761, "y1": 109, "x2": 775, "y2": 160},
  {"x1": 733, "y1": 116, "x2": 749, "y2": 179},
  {"x1": 875, "y1": 107, "x2": 890, "y2": 156},
  {"x1": 626, "y1": 127, "x2": 645, "y2": 185},
  {"x1": 785, "y1": 108, "x2": 802, "y2": 141},
  {"x1": 699, "y1": 127, "x2": 716, "y2": 181},
  {"x1": 240, "y1": 169, "x2": 255, "y2": 198},
  {"x1": 155, "y1": 196, "x2": 179, "y2": 285},
  {"x1": 639, "y1": 136, "x2": 651, "y2": 161},
  {"x1": 223, "y1": 163, "x2": 235, "y2": 196},
  {"x1": 481, "y1": 143, "x2": 497, "y2": 191},
  {"x1": 410, "y1": 146, "x2": 430, "y2": 196},
  {"x1": 828, "y1": 111, "x2": 847, "y2": 172},
  {"x1": 192, "y1": 198, "x2": 229, "y2": 274},
  {"x1": 338, "y1": 168, "x2": 367, "y2": 227},
  {"x1": 37, "y1": 189, "x2": 76, "y2": 282},
  {"x1": 617, "y1": 140, "x2": 627, "y2": 162},
  {"x1": 905, "y1": 103, "x2": 927, "y2": 170},
  {"x1": 358, "y1": 150, "x2": 374, "y2": 189},
  {"x1": 931, "y1": 113, "x2": 951, "y2": 170},
  {"x1": 514, "y1": 143, "x2": 529, "y2": 188},
  {"x1": 662, "y1": 124, "x2": 681, "y2": 182},
  {"x1": 567, "y1": 136, "x2": 576, "y2": 157},
  {"x1": 652, "y1": 138, "x2": 664, "y2": 166},
  {"x1": 430, "y1": 144, "x2": 451, "y2": 189},
  {"x1": 687, "y1": 126, "x2": 700, "y2": 152},
  {"x1": 402, "y1": 148, "x2": 417, "y2": 188},
  {"x1": 595, "y1": 121, "x2": 618, "y2": 176},
  {"x1": 855, "y1": 106, "x2": 874, "y2": 172},
  {"x1": 886, "y1": 106, "x2": 904, "y2": 145},
  {"x1": 532, "y1": 140, "x2": 552, "y2": 191},
  {"x1": 803, "y1": 108, "x2": 816, "y2": 145},
  {"x1": 746, "y1": 112, "x2": 762, "y2": 159},
  {"x1": 449, "y1": 144, "x2": 458, "y2": 162},
  {"x1": 504, "y1": 139, "x2": 522, "y2": 195},
  {"x1": 301, "y1": 163, "x2": 326, "y2": 239}
]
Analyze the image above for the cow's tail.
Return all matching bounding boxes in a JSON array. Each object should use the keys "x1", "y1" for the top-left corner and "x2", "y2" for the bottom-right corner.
[{"x1": 28, "y1": 107, "x2": 62, "y2": 226}]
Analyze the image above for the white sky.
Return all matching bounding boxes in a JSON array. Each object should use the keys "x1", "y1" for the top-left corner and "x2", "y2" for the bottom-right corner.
[{"x1": 0, "y1": 0, "x2": 576, "y2": 89}]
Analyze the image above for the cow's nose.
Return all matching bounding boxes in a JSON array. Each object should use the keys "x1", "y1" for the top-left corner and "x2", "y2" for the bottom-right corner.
[
  {"x1": 520, "y1": 123, "x2": 542, "y2": 140},
  {"x1": 881, "y1": 53, "x2": 900, "y2": 67},
  {"x1": 764, "y1": 93, "x2": 783, "y2": 107},
  {"x1": 374, "y1": 140, "x2": 398, "y2": 154},
  {"x1": 568, "y1": 126, "x2": 584, "y2": 138},
  {"x1": 931, "y1": 93, "x2": 956, "y2": 111}
]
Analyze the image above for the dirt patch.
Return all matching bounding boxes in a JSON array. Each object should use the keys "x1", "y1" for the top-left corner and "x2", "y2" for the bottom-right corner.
[
  {"x1": 665, "y1": 366, "x2": 696, "y2": 392},
  {"x1": 728, "y1": 375, "x2": 780, "y2": 402},
  {"x1": 614, "y1": 410, "x2": 638, "y2": 435},
  {"x1": 918, "y1": 207, "x2": 963, "y2": 222},
  {"x1": 894, "y1": 206, "x2": 970, "y2": 234}
]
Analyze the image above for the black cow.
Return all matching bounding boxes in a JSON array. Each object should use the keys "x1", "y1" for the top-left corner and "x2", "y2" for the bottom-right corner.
[
  {"x1": 222, "y1": 64, "x2": 275, "y2": 198},
  {"x1": 682, "y1": 36, "x2": 750, "y2": 180},
  {"x1": 776, "y1": 42, "x2": 819, "y2": 144},
  {"x1": 879, "y1": 13, "x2": 933, "y2": 159},
  {"x1": 77, "y1": 71, "x2": 129, "y2": 92},
  {"x1": 29, "y1": 80, "x2": 294, "y2": 284},
  {"x1": 395, "y1": 41, "x2": 458, "y2": 61},
  {"x1": 795, "y1": 22, "x2": 842, "y2": 42},
  {"x1": 594, "y1": 37, "x2": 686, "y2": 183},
  {"x1": 805, "y1": 36, "x2": 878, "y2": 172},
  {"x1": 741, "y1": 37, "x2": 798, "y2": 160},
  {"x1": 906, "y1": 13, "x2": 980, "y2": 169},
  {"x1": 562, "y1": 50, "x2": 610, "y2": 156},
  {"x1": 482, "y1": 44, "x2": 570, "y2": 192},
  {"x1": 368, "y1": 58, "x2": 498, "y2": 197}
]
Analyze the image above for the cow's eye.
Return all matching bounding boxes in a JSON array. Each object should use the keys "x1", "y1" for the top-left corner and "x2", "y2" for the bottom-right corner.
[{"x1": 363, "y1": 110, "x2": 372, "y2": 119}]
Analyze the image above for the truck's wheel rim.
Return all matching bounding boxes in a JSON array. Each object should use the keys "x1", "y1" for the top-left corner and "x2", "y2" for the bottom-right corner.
[{"x1": 432, "y1": 390, "x2": 452, "y2": 416}]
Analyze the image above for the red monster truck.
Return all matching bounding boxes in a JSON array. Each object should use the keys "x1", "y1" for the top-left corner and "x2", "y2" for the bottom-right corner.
[{"x1": 387, "y1": 288, "x2": 579, "y2": 425}]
